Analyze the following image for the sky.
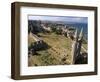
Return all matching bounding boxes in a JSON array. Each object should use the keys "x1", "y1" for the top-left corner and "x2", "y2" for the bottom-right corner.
[{"x1": 28, "y1": 15, "x2": 88, "y2": 24}]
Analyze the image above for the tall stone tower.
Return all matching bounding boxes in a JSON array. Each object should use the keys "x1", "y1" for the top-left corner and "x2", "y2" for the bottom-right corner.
[
  {"x1": 77, "y1": 28, "x2": 83, "y2": 57},
  {"x1": 71, "y1": 29, "x2": 78, "y2": 64},
  {"x1": 71, "y1": 28, "x2": 83, "y2": 64}
]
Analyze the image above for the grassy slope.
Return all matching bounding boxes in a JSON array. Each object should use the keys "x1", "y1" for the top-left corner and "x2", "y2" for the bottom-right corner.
[
  {"x1": 28, "y1": 32, "x2": 87, "y2": 66},
  {"x1": 28, "y1": 33, "x2": 36, "y2": 47}
]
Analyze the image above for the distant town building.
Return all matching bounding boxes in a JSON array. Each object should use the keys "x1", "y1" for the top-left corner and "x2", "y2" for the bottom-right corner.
[{"x1": 41, "y1": 24, "x2": 51, "y2": 32}]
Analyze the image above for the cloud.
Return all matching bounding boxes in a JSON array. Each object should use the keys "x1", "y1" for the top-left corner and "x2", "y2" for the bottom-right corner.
[{"x1": 28, "y1": 15, "x2": 87, "y2": 23}]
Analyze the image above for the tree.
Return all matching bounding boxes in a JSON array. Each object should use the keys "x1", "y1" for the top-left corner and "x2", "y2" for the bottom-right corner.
[{"x1": 55, "y1": 28, "x2": 62, "y2": 35}]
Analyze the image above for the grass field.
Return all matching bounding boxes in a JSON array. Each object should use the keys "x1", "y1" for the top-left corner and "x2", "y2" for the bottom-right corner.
[{"x1": 28, "y1": 32, "x2": 87, "y2": 66}]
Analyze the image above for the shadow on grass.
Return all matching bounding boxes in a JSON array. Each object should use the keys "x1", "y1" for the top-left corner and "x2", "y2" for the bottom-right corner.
[{"x1": 28, "y1": 41, "x2": 51, "y2": 56}]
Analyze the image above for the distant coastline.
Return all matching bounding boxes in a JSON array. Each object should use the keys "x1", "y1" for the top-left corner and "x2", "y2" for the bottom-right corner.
[{"x1": 29, "y1": 20, "x2": 88, "y2": 40}]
